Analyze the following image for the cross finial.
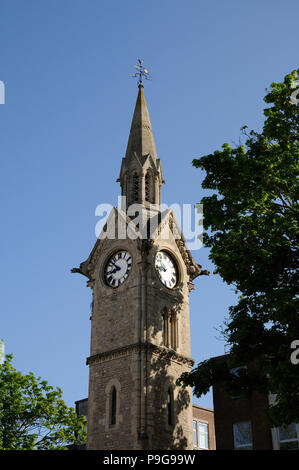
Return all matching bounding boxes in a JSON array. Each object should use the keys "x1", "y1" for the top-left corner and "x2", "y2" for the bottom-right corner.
[{"x1": 129, "y1": 59, "x2": 152, "y2": 87}]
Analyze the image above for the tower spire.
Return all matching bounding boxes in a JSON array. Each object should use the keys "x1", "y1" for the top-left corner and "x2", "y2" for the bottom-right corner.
[
  {"x1": 118, "y1": 63, "x2": 164, "y2": 210},
  {"x1": 125, "y1": 84, "x2": 157, "y2": 161}
]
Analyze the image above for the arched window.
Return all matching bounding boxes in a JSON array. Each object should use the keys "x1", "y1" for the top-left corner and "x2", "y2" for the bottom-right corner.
[
  {"x1": 162, "y1": 309, "x2": 177, "y2": 350},
  {"x1": 162, "y1": 308, "x2": 168, "y2": 346},
  {"x1": 145, "y1": 171, "x2": 152, "y2": 203},
  {"x1": 169, "y1": 315, "x2": 173, "y2": 348},
  {"x1": 110, "y1": 386, "x2": 117, "y2": 426},
  {"x1": 169, "y1": 312, "x2": 177, "y2": 350},
  {"x1": 132, "y1": 172, "x2": 139, "y2": 203},
  {"x1": 167, "y1": 388, "x2": 173, "y2": 426}
]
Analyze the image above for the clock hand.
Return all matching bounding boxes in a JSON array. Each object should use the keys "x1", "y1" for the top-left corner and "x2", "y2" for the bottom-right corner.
[
  {"x1": 160, "y1": 263, "x2": 167, "y2": 272},
  {"x1": 157, "y1": 264, "x2": 167, "y2": 272},
  {"x1": 112, "y1": 266, "x2": 121, "y2": 273},
  {"x1": 110, "y1": 260, "x2": 121, "y2": 271}
]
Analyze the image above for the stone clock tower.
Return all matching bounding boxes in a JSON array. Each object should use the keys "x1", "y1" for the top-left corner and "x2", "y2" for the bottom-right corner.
[{"x1": 72, "y1": 83, "x2": 205, "y2": 450}]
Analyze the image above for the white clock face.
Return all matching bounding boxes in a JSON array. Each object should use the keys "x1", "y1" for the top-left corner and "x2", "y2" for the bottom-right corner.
[
  {"x1": 155, "y1": 251, "x2": 177, "y2": 289},
  {"x1": 104, "y1": 250, "x2": 132, "y2": 288}
]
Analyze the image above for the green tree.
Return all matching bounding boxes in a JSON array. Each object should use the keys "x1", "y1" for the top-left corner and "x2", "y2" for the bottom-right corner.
[
  {"x1": 178, "y1": 70, "x2": 299, "y2": 427},
  {"x1": 0, "y1": 354, "x2": 86, "y2": 449}
]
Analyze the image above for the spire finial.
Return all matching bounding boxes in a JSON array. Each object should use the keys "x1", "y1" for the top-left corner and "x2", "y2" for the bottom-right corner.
[{"x1": 129, "y1": 59, "x2": 152, "y2": 87}]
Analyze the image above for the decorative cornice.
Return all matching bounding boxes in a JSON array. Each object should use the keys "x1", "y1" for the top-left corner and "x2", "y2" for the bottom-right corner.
[{"x1": 86, "y1": 342, "x2": 194, "y2": 368}]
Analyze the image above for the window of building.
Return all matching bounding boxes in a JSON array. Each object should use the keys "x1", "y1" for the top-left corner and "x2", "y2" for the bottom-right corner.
[
  {"x1": 169, "y1": 313, "x2": 177, "y2": 349},
  {"x1": 230, "y1": 366, "x2": 248, "y2": 377},
  {"x1": 145, "y1": 171, "x2": 152, "y2": 203},
  {"x1": 132, "y1": 172, "x2": 139, "y2": 202},
  {"x1": 162, "y1": 310, "x2": 167, "y2": 345},
  {"x1": 110, "y1": 386, "x2": 117, "y2": 426},
  {"x1": 162, "y1": 308, "x2": 178, "y2": 349},
  {"x1": 168, "y1": 315, "x2": 175, "y2": 348},
  {"x1": 230, "y1": 366, "x2": 248, "y2": 399},
  {"x1": 193, "y1": 420, "x2": 198, "y2": 448},
  {"x1": 278, "y1": 423, "x2": 299, "y2": 450},
  {"x1": 161, "y1": 310, "x2": 177, "y2": 350},
  {"x1": 233, "y1": 421, "x2": 253, "y2": 450},
  {"x1": 198, "y1": 422, "x2": 209, "y2": 450}
]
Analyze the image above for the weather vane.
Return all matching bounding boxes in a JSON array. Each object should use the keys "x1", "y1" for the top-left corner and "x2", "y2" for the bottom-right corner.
[{"x1": 129, "y1": 59, "x2": 152, "y2": 86}]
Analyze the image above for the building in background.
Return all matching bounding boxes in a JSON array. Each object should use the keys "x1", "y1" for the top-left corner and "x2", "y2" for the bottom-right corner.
[
  {"x1": 192, "y1": 404, "x2": 215, "y2": 450},
  {"x1": 212, "y1": 354, "x2": 299, "y2": 450}
]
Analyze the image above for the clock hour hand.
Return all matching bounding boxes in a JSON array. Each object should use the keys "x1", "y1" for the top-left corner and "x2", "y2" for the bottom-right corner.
[
  {"x1": 158, "y1": 263, "x2": 167, "y2": 272},
  {"x1": 109, "y1": 263, "x2": 121, "y2": 274},
  {"x1": 111, "y1": 261, "x2": 121, "y2": 271}
]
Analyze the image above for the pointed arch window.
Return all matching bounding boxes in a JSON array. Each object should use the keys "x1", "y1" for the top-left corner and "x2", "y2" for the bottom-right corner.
[
  {"x1": 169, "y1": 315, "x2": 173, "y2": 348},
  {"x1": 169, "y1": 312, "x2": 177, "y2": 350},
  {"x1": 132, "y1": 172, "x2": 139, "y2": 203},
  {"x1": 161, "y1": 309, "x2": 177, "y2": 350},
  {"x1": 110, "y1": 386, "x2": 117, "y2": 426},
  {"x1": 145, "y1": 170, "x2": 153, "y2": 203},
  {"x1": 162, "y1": 308, "x2": 167, "y2": 345}
]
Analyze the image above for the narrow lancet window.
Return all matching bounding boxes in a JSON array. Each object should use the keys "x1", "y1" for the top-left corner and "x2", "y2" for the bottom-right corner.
[
  {"x1": 170, "y1": 313, "x2": 177, "y2": 350},
  {"x1": 162, "y1": 308, "x2": 168, "y2": 346},
  {"x1": 133, "y1": 172, "x2": 139, "y2": 202},
  {"x1": 110, "y1": 386, "x2": 117, "y2": 426},
  {"x1": 145, "y1": 171, "x2": 152, "y2": 203},
  {"x1": 169, "y1": 316, "x2": 173, "y2": 347}
]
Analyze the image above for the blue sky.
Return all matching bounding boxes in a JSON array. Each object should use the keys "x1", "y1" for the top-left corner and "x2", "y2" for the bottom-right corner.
[{"x1": 0, "y1": 0, "x2": 298, "y2": 411}]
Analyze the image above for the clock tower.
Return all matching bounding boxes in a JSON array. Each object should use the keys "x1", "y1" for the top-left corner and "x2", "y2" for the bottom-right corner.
[{"x1": 72, "y1": 82, "x2": 204, "y2": 450}]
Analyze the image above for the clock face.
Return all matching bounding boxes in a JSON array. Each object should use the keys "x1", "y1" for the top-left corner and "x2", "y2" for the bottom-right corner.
[
  {"x1": 104, "y1": 250, "x2": 132, "y2": 288},
  {"x1": 154, "y1": 251, "x2": 177, "y2": 289}
]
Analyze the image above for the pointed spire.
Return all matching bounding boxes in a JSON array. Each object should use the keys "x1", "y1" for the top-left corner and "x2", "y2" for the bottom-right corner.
[
  {"x1": 118, "y1": 84, "x2": 164, "y2": 211},
  {"x1": 125, "y1": 84, "x2": 157, "y2": 161}
]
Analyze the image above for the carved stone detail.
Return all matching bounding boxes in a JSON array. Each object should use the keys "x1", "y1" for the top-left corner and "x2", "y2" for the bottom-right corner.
[{"x1": 86, "y1": 342, "x2": 194, "y2": 368}]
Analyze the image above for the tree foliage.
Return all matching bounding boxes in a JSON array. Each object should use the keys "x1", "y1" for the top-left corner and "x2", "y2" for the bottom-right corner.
[
  {"x1": 178, "y1": 70, "x2": 299, "y2": 427},
  {"x1": 0, "y1": 354, "x2": 86, "y2": 449}
]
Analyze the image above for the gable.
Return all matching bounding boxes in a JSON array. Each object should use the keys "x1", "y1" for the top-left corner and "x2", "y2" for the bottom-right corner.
[{"x1": 71, "y1": 207, "x2": 207, "y2": 283}]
